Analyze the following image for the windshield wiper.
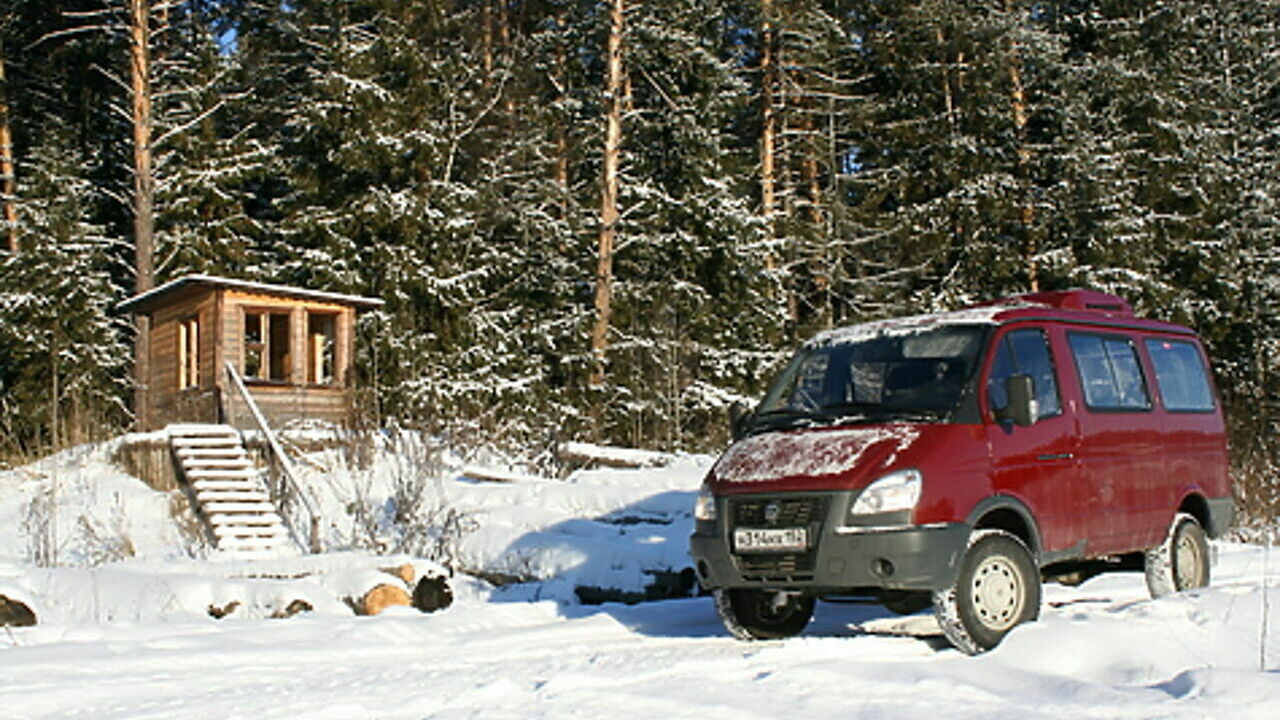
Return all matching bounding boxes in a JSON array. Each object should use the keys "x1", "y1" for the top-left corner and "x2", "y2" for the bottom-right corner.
[
  {"x1": 814, "y1": 401, "x2": 880, "y2": 416},
  {"x1": 877, "y1": 407, "x2": 944, "y2": 421},
  {"x1": 815, "y1": 402, "x2": 943, "y2": 423},
  {"x1": 745, "y1": 408, "x2": 820, "y2": 434}
]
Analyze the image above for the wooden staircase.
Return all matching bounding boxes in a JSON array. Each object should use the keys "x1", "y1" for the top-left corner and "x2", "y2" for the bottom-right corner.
[{"x1": 169, "y1": 424, "x2": 294, "y2": 559}]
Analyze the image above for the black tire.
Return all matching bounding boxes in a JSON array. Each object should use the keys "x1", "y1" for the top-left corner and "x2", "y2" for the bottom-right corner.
[
  {"x1": 880, "y1": 590, "x2": 932, "y2": 616},
  {"x1": 1144, "y1": 513, "x2": 1210, "y2": 598},
  {"x1": 933, "y1": 530, "x2": 1040, "y2": 655},
  {"x1": 714, "y1": 588, "x2": 814, "y2": 641}
]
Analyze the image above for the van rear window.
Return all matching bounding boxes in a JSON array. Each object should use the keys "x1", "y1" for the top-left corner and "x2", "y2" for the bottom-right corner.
[
  {"x1": 1144, "y1": 339, "x2": 1216, "y2": 412},
  {"x1": 1068, "y1": 333, "x2": 1151, "y2": 411}
]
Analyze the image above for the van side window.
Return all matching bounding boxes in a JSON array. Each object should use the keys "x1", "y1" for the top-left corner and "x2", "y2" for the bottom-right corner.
[
  {"x1": 987, "y1": 329, "x2": 1061, "y2": 420},
  {"x1": 1068, "y1": 333, "x2": 1151, "y2": 411},
  {"x1": 1144, "y1": 339, "x2": 1215, "y2": 412}
]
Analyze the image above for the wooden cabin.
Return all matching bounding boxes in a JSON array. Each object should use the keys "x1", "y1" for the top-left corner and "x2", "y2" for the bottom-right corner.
[{"x1": 118, "y1": 274, "x2": 383, "y2": 432}]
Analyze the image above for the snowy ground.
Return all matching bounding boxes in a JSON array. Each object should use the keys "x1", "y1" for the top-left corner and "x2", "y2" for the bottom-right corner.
[{"x1": 2, "y1": 439, "x2": 1279, "y2": 719}]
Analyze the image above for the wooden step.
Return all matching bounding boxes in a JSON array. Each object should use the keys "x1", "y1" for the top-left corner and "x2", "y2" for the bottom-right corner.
[
  {"x1": 204, "y1": 501, "x2": 278, "y2": 514},
  {"x1": 180, "y1": 457, "x2": 255, "y2": 469},
  {"x1": 176, "y1": 447, "x2": 248, "y2": 459},
  {"x1": 184, "y1": 468, "x2": 260, "y2": 480},
  {"x1": 217, "y1": 535, "x2": 288, "y2": 549},
  {"x1": 209, "y1": 513, "x2": 283, "y2": 527},
  {"x1": 165, "y1": 422, "x2": 305, "y2": 558},
  {"x1": 170, "y1": 435, "x2": 240, "y2": 445},
  {"x1": 191, "y1": 479, "x2": 265, "y2": 492},
  {"x1": 213, "y1": 524, "x2": 286, "y2": 538},
  {"x1": 213, "y1": 525, "x2": 286, "y2": 535},
  {"x1": 196, "y1": 489, "x2": 271, "y2": 503}
]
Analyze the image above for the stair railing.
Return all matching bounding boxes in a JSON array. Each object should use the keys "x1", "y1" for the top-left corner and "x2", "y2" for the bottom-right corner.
[{"x1": 222, "y1": 362, "x2": 322, "y2": 553}]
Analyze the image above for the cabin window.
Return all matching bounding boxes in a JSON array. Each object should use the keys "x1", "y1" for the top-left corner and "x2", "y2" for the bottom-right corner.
[
  {"x1": 243, "y1": 310, "x2": 291, "y2": 382},
  {"x1": 177, "y1": 316, "x2": 199, "y2": 390},
  {"x1": 307, "y1": 313, "x2": 336, "y2": 385}
]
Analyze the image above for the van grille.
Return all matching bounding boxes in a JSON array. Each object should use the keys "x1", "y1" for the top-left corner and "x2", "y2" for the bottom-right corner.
[
  {"x1": 731, "y1": 496, "x2": 829, "y2": 528},
  {"x1": 736, "y1": 553, "x2": 816, "y2": 579},
  {"x1": 729, "y1": 495, "x2": 829, "y2": 582}
]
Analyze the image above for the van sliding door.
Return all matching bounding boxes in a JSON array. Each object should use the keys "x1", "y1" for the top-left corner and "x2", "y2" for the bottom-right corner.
[{"x1": 1066, "y1": 331, "x2": 1158, "y2": 554}]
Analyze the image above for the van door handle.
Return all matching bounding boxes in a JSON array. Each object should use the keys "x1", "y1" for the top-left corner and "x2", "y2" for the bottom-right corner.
[{"x1": 1036, "y1": 453, "x2": 1075, "y2": 461}]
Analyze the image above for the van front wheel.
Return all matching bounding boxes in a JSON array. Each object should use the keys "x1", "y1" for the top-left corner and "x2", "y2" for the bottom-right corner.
[
  {"x1": 714, "y1": 588, "x2": 814, "y2": 641},
  {"x1": 933, "y1": 530, "x2": 1040, "y2": 655},
  {"x1": 1145, "y1": 513, "x2": 1210, "y2": 598}
]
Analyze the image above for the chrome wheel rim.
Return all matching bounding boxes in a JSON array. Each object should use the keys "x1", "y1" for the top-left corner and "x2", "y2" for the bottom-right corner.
[
  {"x1": 971, "y1": 556, "x2": 1024, "y2": 631},
  {"x1": 1174, "y1": 532, "x2": 1203, "y2": 589}
]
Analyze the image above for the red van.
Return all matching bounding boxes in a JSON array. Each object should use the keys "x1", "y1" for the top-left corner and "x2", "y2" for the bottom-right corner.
[{"x1": 690, "y1": 290, "x2": 1233, "y2": 653}]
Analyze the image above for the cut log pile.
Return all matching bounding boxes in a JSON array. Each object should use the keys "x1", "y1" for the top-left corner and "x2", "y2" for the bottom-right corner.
[{"x1": 356, "y1": 563, "x2": 454, "y2": 616}]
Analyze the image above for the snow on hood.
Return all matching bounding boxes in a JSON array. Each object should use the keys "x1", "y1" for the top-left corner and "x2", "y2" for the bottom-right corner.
[{"x1": 712, "y1": 426, "x2": 920, "y2": 485}]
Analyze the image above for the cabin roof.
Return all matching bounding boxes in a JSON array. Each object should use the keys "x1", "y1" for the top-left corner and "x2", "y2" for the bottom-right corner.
[{"x1": 116, "y1": 274, "x2": 385, "y2": 315}]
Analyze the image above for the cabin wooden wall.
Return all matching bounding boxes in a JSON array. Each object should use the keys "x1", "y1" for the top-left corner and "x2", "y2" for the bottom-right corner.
[{"x1": 146, "y1": 288, "x2": 219, "y2": 429}]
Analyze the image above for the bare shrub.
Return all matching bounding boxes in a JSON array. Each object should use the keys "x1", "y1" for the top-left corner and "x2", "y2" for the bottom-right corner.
[
  {"x1": 335, "y1": 428, "x2": 478, "y2": 570},
  {"x1": 381, "y1": 431, "x2": 477, "y2": 570},
  {"x1": 1229, "y1": 416, "x2": 1280, "y2": 540},
  {"x1": 75, "y1": 493, "x2": 136, "y2": 566},
  {"x1": 21, "y1": 484, "x2": 56, "y2": 568}
]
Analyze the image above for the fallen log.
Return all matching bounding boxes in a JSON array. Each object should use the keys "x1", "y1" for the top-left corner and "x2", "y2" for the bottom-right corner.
[
  {"x1": 380, "y1": 563, "x2": 416, "y2": 584},
  {"x1": 412, "y1": 576, "x2": 453, "y2": 613},
  {"x1": 1, "y1": 594, "x2": 37, "y2": 626},
  {"x1": 557, "y1": 442, "x2": 674, "y2": 469},
  {"x1": 360, "y1": 583, "x2": 412, "y2": 616}
]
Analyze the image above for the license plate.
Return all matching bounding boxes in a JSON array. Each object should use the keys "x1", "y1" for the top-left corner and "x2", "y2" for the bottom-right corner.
[{"x1": 734, "y1": 527, "x2": 808, "y2": 553}]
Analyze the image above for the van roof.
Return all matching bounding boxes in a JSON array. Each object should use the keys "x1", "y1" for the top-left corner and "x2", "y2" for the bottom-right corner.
[{"x1": 810, "y1": 289, "x2": 1195, "y2": 347}]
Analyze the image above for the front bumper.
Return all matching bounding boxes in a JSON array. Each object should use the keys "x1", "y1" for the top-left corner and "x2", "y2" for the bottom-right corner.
[{"x1": 690, "y1": 491, "x2": 969, "y2": 593}]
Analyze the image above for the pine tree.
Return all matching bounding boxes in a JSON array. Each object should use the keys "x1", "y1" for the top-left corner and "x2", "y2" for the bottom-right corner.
[
  {"x1": 0, "y1": 129, "x2": 129, "y2": 455},
  {"x1": 152, "y1": 2, "x2": 269, "y2": 277}
]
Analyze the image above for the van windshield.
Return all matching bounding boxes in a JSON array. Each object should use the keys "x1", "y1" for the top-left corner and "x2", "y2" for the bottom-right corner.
[{"x1": 753, "y1": 326, "x2": 984, "y2": 431}]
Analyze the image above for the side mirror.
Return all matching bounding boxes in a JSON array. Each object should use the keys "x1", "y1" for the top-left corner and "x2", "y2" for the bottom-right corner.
[
  {"x1": 728, "y1": 402, "x2": 753, "y2": 440},
  {"x1": 1000, "y1": 374, "x2": 1036, "y2": 427}
]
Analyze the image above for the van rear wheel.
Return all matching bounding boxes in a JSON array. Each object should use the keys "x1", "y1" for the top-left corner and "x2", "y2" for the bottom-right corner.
[
  {"x1": 933, "y1": 530, "x2": 1040, "y2": 655},
  {"x1": 1145, "y1": 513, "x2": 1210, "y2": 598},
  {"x1": 714, "y1": 588, "x2": 814, "y2": 641}
]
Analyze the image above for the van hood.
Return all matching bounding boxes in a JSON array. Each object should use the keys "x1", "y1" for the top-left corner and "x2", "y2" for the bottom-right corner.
[{"x1": 709, "y1": 424, "x2": 921, "y2": 492}]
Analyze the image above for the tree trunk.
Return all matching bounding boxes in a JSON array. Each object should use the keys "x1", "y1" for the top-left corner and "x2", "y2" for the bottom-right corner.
[
  {"x1": 1004, "y1": 2, "x2": 1037, "y2": 291},
  {"x1": 0, "y1": 41, "x2": 17, "y2": 254},
  {"x1": 482, "y1": 0, "x2": 494, "y2": 79},
  {"x1": 130, "y1": 0, "x2": 156, "y2": 430},
  {"x1": 759, "y1": 0, "x2": 778, "y2": 250},
  {"x1": 553, "y1": 12, "x2": 570, "y2": 219},
  {"x1": 937, "y1": 27, "x2": 957, "y2": 133},
  {"x1": 801, "y1": 113, "x2": 822, "y2": 228},
  {"x1": 589, "y1": 0, "x2": 625, "y2": 388}
]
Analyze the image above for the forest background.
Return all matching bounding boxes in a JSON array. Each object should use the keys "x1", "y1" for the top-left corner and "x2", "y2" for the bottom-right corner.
[{"x1": 0, "y1": 1, "x2": 1276, "y2": 526}]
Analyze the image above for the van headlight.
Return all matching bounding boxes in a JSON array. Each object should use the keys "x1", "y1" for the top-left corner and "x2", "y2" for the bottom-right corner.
[
  {"x1": 851, "y1": 469, "x2": 922, "y2": 515},
  {"x1": 694, "y1": 485, "x2": 717, "y2": 521}
]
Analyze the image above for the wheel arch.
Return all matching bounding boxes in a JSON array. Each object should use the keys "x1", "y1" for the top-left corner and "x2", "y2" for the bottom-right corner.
[
  {"x1": 965, "y1": 496, "x2": 1043, "y2": 560},
  {"x1": 1176, "y1": 491, "x2": 1212, "y2": 535}
]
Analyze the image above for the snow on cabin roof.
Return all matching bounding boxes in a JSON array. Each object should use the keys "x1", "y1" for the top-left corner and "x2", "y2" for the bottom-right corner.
[{"x1": 116, "y1": 274, "x2": 385, "y2": 314}]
